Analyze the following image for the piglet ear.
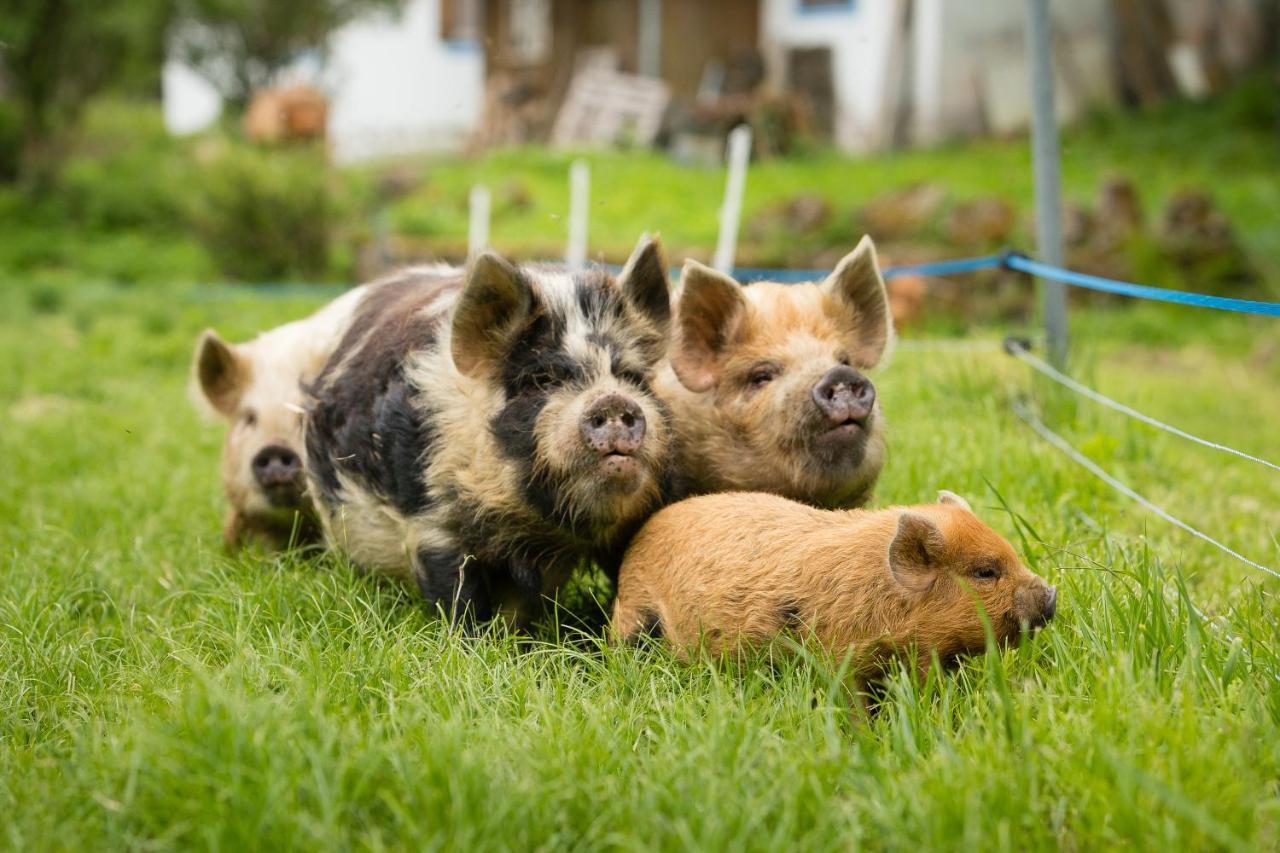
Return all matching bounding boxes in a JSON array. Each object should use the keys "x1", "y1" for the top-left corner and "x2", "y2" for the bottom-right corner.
[
  {"x1": 192, "y1": 329, "x2": 250, "y2": 417},
  {"x1": 451, "y1": 251, "x2": 534, "y2": 377},
  {"x1": 888, "y1": 511, "x2": 945, "y2": 595},
  {"x1": 821, "y1": 235, "x2": 893, "y2": 369},
  {"x1": 618, "y1": 233, "x2": 671, "y2": 343},
  {"x1": 937, "y1": 490, "x2": 973, "y2": 513},
  {"x1": 671, "y1": 260, "x2": 748, "y2": 393}
]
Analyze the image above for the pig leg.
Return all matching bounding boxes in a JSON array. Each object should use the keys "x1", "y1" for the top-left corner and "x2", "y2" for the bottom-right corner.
[
  {"x1": 498, "y1": 554, "x2": 602, "y2": 633},
  {"x1": 413, "y1": 546, "x2": 493, "y2": 625},
  {"x1": 609, "y1": 593, "x2": 666, "y2": 646},
  {"x1": 222, "y1": 508, "x2": 249, "y2": 550},
  {"x1": 222, "y1": 509, "x2": 291, "y2": 552}
]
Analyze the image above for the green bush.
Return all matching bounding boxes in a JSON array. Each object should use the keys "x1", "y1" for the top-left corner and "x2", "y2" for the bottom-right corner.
[
  {"x1": 58, "y1": 101, "x2": 195, "y2": 231},
  {"x1": 1222, "y1": 73, "x2": 1279, "y2": 133},
  {"x1": 0, "y1": 100, "x2": 21, "y2": 183},
  {"x1": 192, "y1": 145, "x2": 335, "y2": 282},
  {"x1": 51, "y1": 100, "x2": 192, "y2": 229},
  {"x1": 59, "y1": 152, "x2": 193, "y2": 231}
]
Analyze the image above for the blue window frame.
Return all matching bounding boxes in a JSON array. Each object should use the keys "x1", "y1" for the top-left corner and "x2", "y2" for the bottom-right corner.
[{"x1": 797, "y1": 0, "x2": 856, "y2": 14}]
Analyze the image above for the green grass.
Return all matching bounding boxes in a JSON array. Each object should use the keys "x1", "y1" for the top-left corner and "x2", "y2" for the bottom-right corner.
[{"x1": 2, "y1": 273, "x2": 1278, "y2": 849}]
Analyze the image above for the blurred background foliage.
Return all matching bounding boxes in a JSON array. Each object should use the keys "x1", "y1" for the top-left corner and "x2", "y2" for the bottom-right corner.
[{"x1": 0, "y1": 1, "x2": 1277, "y2": 308}]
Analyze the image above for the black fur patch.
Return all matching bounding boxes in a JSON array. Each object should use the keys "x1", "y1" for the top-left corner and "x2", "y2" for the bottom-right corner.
[
  {"x1": 497, "y1": 306, "x2": 571, "y2": 396},
  {"x1": 637, "y1": 609, "x2": 664, "y2": 639},
  {"x1": 575, "y1": 271, "x2": 625, "y2": 323},
  {"x1": 490, "y1": 295, "x2": 586, "y2": 529},
  {"x1": 779, "y1": 599, "x2": 806, "y2": 631},
  {"x1": 415, "y1": 545, "x2": 492, "y2": 623},
  {"x1": 619, "y1": 609, "x2": 664, "y2": 646},
  {"x1": 306, "y1": 273, "x2": 456, "y2": 515}
]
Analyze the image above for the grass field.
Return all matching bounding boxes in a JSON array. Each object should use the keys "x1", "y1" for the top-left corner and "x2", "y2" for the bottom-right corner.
[{"x1": 2, "y1": 272, "x2": 1278, "y2": 849}]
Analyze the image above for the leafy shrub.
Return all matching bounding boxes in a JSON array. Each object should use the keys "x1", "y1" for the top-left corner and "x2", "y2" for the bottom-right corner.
[
  {"x1": 1222, "y1": 74, "x2": 1279, "y2": 133},
  {"x1": 0, "y1": 100, "x2": 22, "y2": 183},
  {"x1": 58, "y1": 101, "x2": 195, "y2": 231},
  {"x1": 191, "y1": 145, "x2": 335, "y2": 282}
]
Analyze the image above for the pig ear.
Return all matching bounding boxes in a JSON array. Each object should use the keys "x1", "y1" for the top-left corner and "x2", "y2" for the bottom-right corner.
[
  {"x1": 937, "y1": 490, "x2": 973, "y2": 513},
  {"x1": 451, "y1": 251, "x2": 534, "y2": 377},
  {"x1": 618, "y1": 233, "x2": 672, "y2": 343},
  {"x1": 888, "y1": 511, "x2": 945, "y2": 596},
  {"x1": 821, "y1": 235, "x2": 893, "y2": 369},
  {"x1": 671, "y1": 260, "x2": 748, "y2": 393},
  {"x1": 192, "y1": 329, "x2": 250, "y2": 418}
]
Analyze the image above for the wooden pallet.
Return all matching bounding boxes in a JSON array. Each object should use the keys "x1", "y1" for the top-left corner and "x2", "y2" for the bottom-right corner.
[{"x1": 551, "y1": 69, "x2": 670, "y2": 148}]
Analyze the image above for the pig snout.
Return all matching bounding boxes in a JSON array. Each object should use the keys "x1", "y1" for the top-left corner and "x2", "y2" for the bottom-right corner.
[
  {"x1": 581, "y1": 394, "x2": 647, "y2": 456},
  {"x1": 1014, "y1": 581, "x2": 1058, "y2": 630},
  {"x1": 253, "y1": 444, "x2": 302, "y2": 489},
  {"x1": 811, "y1": 366, "x2": 876, "y2": 426}
]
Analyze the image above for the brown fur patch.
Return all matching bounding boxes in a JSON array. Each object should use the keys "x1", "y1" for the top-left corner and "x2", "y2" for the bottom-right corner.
[
  {"x1": 612, "y1": 491, "x2": 1056, "y2": 677},
  {"x1": 659, "y1": 238, "x2": 894, "y2": 508}
]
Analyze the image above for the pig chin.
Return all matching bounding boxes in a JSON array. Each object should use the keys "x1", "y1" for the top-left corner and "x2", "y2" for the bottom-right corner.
[
  {"x1": 799, "y1": 406, "x2": 878, "y2": 473},
  {"x1": 260, "y1": 481, "x2": 307, "y2": 510},
  {"x1": 244, "y1": 494, "x2": 311, "y2": 527},
  {"x1": 576, "y1": 448, "x2": 660, "y2": 510},
  {"x1": 809, "y1": 419, "x2": 870, "y2": 468}
]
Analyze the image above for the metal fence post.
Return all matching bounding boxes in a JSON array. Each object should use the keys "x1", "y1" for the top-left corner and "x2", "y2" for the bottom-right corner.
[{"x1": 1025, "y1": 0, "x2": 1069, "y2": 367}]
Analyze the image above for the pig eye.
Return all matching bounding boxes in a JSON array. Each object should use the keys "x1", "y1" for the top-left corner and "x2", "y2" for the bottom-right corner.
[
  {"x1": 746, "y1": 365, "x2": 780, "y2": 388},
  {"x1": 611, "y1": 360, "x2": 649, "y2": 388},
  {"x1": 516, "y1": 355, "x2": 582, "y2": 391},
  {"x1": 973, "y1": 564, "x2": 1002, "y2": 582}
]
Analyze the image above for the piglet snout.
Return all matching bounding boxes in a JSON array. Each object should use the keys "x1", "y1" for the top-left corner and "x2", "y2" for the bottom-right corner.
[
  {"x1": 581, "y1": 394, "x2": 646, "y2": 456},
  {"x1": 1015, "y1": 582, "x2": 1058, "y2": 630},
  {"x1": 811, "y1": 366, "x2": 876, "y2": 426},
  {"x1": 252, "y1": 444, "x2": 302, "y2": 487}
]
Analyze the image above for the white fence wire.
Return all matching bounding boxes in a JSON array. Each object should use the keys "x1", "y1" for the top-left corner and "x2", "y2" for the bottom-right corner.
[
  {"x1": 1007, "y1": 341, "x2": 1280, "y2": 475},
  {"x1": 1011, "y1": 399, "x2": 1280, "y2": 582}
]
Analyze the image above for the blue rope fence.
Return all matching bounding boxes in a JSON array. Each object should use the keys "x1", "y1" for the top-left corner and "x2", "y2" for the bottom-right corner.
[
  {"x1": 735, "y1": 250, "x2": 1280, "y2": 318},
  {"x1": 188, "y1": 250, "x2": 1280, "y2": 318},
  {"x1": 1001, "y1": 253, "x2": 1280, "y2": 317}
]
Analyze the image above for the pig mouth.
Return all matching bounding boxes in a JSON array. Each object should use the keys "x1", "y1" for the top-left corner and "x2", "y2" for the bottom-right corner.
[
  {"x1": 596, "y1": 450, "x2": 645, "y2": 489},
  {"x1": 809, "y1": 414, "x2": 871, "y2": 464},
  {"x1": 823, "y1": 417, "x2": 867, "y2": 438},
  {"x1": 261, "y1": 481, "x2": 306, "y2": 509}
]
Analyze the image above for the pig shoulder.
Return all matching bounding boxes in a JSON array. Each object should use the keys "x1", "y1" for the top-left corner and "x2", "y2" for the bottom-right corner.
[{"x1": 305, "y1": 271, "x2": 461, "y2": 518}]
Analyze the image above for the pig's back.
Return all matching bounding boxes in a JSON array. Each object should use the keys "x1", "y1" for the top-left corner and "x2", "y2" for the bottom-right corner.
[
  {"x1": 615, "y1": 492, "x2": 851, "y2": 647},
  {"x1": 304, "y1": 269, "x2": 464, "y2": 569}
]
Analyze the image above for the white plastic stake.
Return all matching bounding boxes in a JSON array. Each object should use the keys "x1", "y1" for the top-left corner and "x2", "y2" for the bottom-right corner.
[
  {"x1": 468, "y1": 184, "x2": 491, "y2": 256},
  {"x1": 713, "y1": 124, "x2": 752, "y2": 273},
  {"x1": 566, "y1": 159, "x2": 590, "y2": 268}
]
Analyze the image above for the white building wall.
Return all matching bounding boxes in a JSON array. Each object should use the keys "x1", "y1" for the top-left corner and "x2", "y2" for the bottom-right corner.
[
  {"x1": 762, "y1": 0, "x2": 1116, "y2": 153},
  {"x1": 162, "y1": 60, "x2": 223, "y2": 135},
  {"x1": 759, "y1": 0, "x2": 902, "y2": 154},
  {"x1": 928, "y1": 0, "x2": 1113, "y2": 138},
  {"x1": 161, "y1": 0, "x2": 483, "y2": 162},
  {"x1": 326, "y1": 0, "x2": 483, "y2": 162}
]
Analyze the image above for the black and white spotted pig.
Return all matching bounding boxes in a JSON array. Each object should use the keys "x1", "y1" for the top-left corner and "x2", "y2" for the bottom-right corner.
[{"x1": 304, "y1": 238, "x2": 674, "y2": 626}]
